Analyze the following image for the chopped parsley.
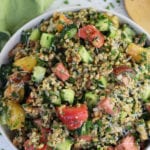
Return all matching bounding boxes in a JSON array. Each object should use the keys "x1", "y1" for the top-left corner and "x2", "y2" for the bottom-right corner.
[
  {"x1": 105, "y1": 6, "x2": 110, "y2": 10},
  {"x1": 116, "y1": 0, "x2": 120, "y2": 3},
  {"x1": 63, "y1": 0, "x2": 69, "y2": 4},
  {"x1": 110, "y1": 2, "x2": 115, "y2": 8}
]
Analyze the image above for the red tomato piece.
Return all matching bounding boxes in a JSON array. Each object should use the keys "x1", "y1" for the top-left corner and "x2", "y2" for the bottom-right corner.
[
  {"x1": 52, "y1": 63, "x2": 70, "y2": 81},
  {"x1": 24, "y1": 140, "x2": 34, "y2": 150},
  {"x1": 78, "y1": 25, "x2": 104, "y2": 48},
  {"x1": 34, "y1": 119, "x2": 50, "y2": 143},
  {"x1": 113, "y1": 65, "x2": 133, "y2": 76},
  {"x1": 40, "y1": 128, "x2": 50, "y2": 143},
  {"x1": 98, "y1": 97, "x2": 115, "y2": 115},
  {"x1": 57, "y1": 104, "x2": 88, "y2": 130},
  {"x1": 115, "y1": 135, "x2": 138, "y2": 150}
]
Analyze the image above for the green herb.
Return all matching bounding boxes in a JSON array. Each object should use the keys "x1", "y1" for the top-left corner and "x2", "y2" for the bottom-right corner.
[
  {"x1": 80, "y1": 120, "x2": 93, "y2": 135},
  {"x1": 116, "y1": 0, "x2": 120, "y2": 3},
  {"x1": 105, "y1": 6, "x2": 110, "y2": 10},
  {"x1": 105, "y1": 127, "x2": 111, "y2": 132},
  {"x1": 25, "y1": 118, "x2": 35, "y2": 130},
  {"x1": 64, "y1": 0, "x2": 69, "y2": 4},
  {"x1": 41, "y1": 91, "x2": 61, "y2": 105},
  {"x1": 11, "y1": 92, "x2": 18, "y2": 98},
  {"x1": 141, "y1": 112, "x2": 149, "y2": 120},
  {"x1": 76, "y1": 4, "x2": 81, "y2": 6},
  {"x1": 21, "y1": 31, "x2": 30, "y2": 45},
  {"x1": 106, "y1": 2, "x2": 115, "y2": 10},
  {"x1": 41, "y1": 91, "x2": 51, "y2": 103},
  {"x1": 0, "y1": 64, "x2": 12, "y2": 88},
  {"x1": 137, "y1": 119, "x2": 145, "y2": 125},
  {"x1": 60, "y1": 24, "x2": 77, "y2": 40},
  {"x1": 139, "y1": 33, "x2": 147, "y2": 46},
  {"x1": 111, "y1": 49, "x2": 116, "y2": 55},
  {"x1": 95, "y1": 120, "x2": 103, "y2": 132},
  {"x1": 94, "y1": 78, "x2": 107, "y2": 89},
  {"x1": 141, "y1": 51, "x2": 147, "y2": 61},
  {"x1": 109, "y1": 2, "x2": 115, "y2": 8},
  {"x1": 126, "y1": 125, "x2": 132, "y2": 130},
  {"x1": 0, "y1": 32, "x2": 10, "y2": 51},
  {"x1": 36, "y1": 57, "x2": 48, "y2": 67},
  {"x1": 68, "y1": 77, "x2": 76, "y2": 84},
  {"x1": 0, "y1": 100, "x2": 8, "y2": 125}
]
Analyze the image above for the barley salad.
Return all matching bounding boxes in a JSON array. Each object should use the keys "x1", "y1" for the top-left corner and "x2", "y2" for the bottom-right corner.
[{"x1": 0, "y1": 8, "x2": 150, "y2": 150}]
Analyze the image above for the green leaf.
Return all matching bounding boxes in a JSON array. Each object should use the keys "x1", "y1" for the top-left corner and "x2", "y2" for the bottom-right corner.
[{"x1": 0, "y1": 32, "x2": 10, "y2": 51}]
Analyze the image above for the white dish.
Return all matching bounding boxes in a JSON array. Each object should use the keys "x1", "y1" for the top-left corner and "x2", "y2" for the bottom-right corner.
[{"x1": 0, "y1": 5, "x2": 150, "y2": 150}]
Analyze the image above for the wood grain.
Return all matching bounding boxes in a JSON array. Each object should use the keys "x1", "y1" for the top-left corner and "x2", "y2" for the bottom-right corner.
[{"x1": 124, "y1": 0, "x2": 150, "y2": 34}]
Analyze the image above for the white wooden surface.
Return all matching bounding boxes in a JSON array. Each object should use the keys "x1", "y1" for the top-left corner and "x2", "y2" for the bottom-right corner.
[{"x1": 0, "y1": 0, "x2": 128, "y2": 149}]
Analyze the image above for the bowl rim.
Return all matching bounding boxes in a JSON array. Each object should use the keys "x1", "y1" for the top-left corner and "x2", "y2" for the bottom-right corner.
[{"x1": 0, "y1": 4, "x2": 150, "y2": 150}]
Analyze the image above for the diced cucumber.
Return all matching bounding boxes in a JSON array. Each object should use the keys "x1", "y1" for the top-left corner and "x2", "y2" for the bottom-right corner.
[
  {"x1": 61, "y1": 24, "x2": 77, "y2": 39},
  {"x1": 147, "y1": 120, "x2": 150, "y2": 135},
  {"x1": 110, "y1": 15, "x2": 119, "y2": 28},
  {"x1": 99, "y1": 76, "x2": 107, "y2": 88},
  {"x1": 96, "y1": 18, "x2": 110, "y2": 31},
  {"x1": 66, "y1": 28, "x2": 77, "y2": 39},
  {"x1": 61, "y1": 89, "x2": 75, "y2": 104},
  {"x1": 49, "y1": 91, "x2": 61, "y2": 105},
  {"x1": 109, "y1": 25, "x2": 117, "y2": 38},
  {"x1": 0, "y1": 110, "x2": 8, "y2": 125},
  {"x1": 40, "y1": 33, "x2": 54, "y2": 48},
  {"x1": 136, "y1": 119, "x2": 148, "y2": 140},
  {"x1": 122, "y1": 24, "x2": 135, "y2": 43},
  {"x1": 142, "y1": 84, "x2": 150, "y2": 102},
  {"x1": 120, "y1": 111, "x2": 127, "y2": 123},
  {"x1": 95, "y1": 76, "x2": 107, "y2": 88},
  {"x1": 56, "y1": 139, "x2": 73, "y2": 150},
  {"x1": 29, "y1": 28, "x2": 41, "y2": 41},
  {"x1": 85, "y1": 92, "x2": 98, "y2": 108},
  {"x1": 32, "y1": 66, "x2": 46, "y2": 83},
  {"x1": 78, "y1": 46, "x2": 93, "y2": 63}
]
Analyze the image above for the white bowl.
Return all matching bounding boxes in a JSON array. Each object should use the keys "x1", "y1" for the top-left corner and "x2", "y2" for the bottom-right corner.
[{"x1": 0, "y1": 5, "x2": 150, "y2": 150}]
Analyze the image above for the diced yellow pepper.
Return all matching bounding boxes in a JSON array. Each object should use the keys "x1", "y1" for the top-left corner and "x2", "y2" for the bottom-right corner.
[
  {"x1": 55, "y1": 13, "x2": 72, "y2": 32},
  {"x1": 126, "y1": 43, "x2": 150, "y2": 63},
  {"x1": 104, "y1": 13, "x2": 119, "y2": 28},
  {"x1": 4, "y1": 84, "x2": 24, "y2": 102},
  {"x1": 14, "y1": 56, "x2": 37, "y2": 72},
  {"x1": 110, "y1": 15, "x2": 119, "y2": 28},
  {"x1": 6, "y1": 100, "x2": 25, "y2": 130}
]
